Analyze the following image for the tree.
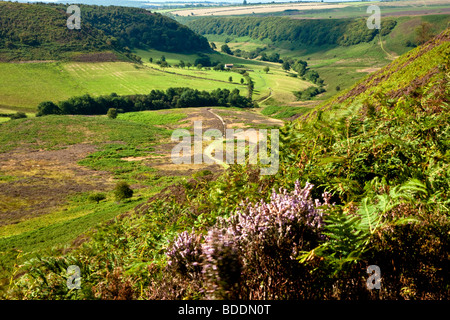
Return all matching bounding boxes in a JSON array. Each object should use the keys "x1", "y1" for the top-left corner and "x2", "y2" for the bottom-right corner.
[
  {"x1": 304, "y1": 70, "x2": 320, "y2": 84},
  {"x1": 415, "y1": 22, "x2": 433, "y2": 45},
  {"x1": 36, "y1": 101, "x2": 61, "y2": 116},
  {"x1": 293, "y1": 62, "x2": 307, "y2": 77},
  {"x1": 88, "y1": 192, "x2": 106, "y2": 204},
  {"x1": 160, "y1": 61, "x2": 169, "y2": 69},
  {"x1": 161, "y1": 55, "x2": 166, "y2": 62},
  {"x1": 282, "y1": 61, "x2": 290, "y2": 71},
  {"x1": 246, "y1": 77, "x2": 254, "y2": 98},
  {"x1": 114, "y1": 181, "x2": 133, "y2": 202},
  {"x1": 228, "y1": 76, "x2": 233, "y2": 83},
  {"x1": 149, "y1": 57, "x2": 153, "y2": 63},
  {"x1": 221, "y1": 44, "x2": 233, "y2": 55},
  {"x1": 107, "y1": 108, "x2": 118, "y2": 119},
  {"x1": 194, "y1": 55, "x2": 212, "y2": 67},
  {"x1": 186, "y1": 62, "x2": 192, "y2": 69},
  {"x1": 263, "y1": 66, "x2": 270, "y2": 74},
  {"x1": 213, "y1": 63, "x2": 225, "y2": 71},
  {"x1": 210, "y1": 42, "x2": 217, "y2": 50},
  {"x1": 179, "y1": 60, "x2": 185, "y2": 68},
  {"x1": 240, "y1": 78, "x2": 244, "y2": 84}
]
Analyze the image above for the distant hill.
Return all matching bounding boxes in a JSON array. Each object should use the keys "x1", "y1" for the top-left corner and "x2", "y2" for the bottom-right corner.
[
  {"x1": 186, "y1": 15, "x2": 449, "y2": 52},
  {"x1": 186, "y1": 16, "x2": 398, "y2": 48},
  {"x1": 0, "y1": 1, "x2": 211, "y2": 61}
]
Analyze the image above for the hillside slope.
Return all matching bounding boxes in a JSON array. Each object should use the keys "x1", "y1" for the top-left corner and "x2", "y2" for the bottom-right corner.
[
  {"x1": 3, "y1": 28, "x2": 449, "y2": 301},
  {"x1": 187, "y1": 16, "x2": 398, "y2": 49},
  {"x1": 311, "y1": 27, "x2": 450, "y2": 121},
  {"x1": 0, "y1": 2, "x2": 210, "y2": 61}
]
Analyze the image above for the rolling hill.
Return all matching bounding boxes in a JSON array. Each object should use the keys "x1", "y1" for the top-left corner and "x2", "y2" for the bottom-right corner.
[
  {"x1": 2, "y1": 27, "x2": 448, "y2": 300},
  {"x1": 0, "y1": 1, "x2": 211, "y2": 62}
]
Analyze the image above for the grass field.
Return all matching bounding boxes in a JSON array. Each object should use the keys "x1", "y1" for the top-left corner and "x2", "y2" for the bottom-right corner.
[
  {"x1": 0, "y1": 60, "x2": 245, "y2": 111},
  {"x1": 167, "y1": 0, "x2": 450, "y2": 17},
  {"x1": 0, "y1": 36, "x2": 398, "y2": 116},
  {"x1": 169, "y1": 1, "x2": 360, "y2": 17}
]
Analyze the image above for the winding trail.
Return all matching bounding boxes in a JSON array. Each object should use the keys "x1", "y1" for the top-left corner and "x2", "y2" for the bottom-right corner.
[
  {"x1": 206, "y1": 108, "x2": 227, "y2": 136},
  {"x1": 379, "y1": 34, "x2": 399, "y2": 61}
]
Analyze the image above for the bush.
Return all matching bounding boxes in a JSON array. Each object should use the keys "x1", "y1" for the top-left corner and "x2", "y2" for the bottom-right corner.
[
  {"x1": 88, "y1": 192, "x2": 106, "y2": 204},
  {"x1": 36, "y1": 101, "x2": 61, "y2": 117},
  {"x1": 10, "y1": 112, "x2": 27, "y2": 120},
  {"x1": 294, "y1": 86, "x2": 326, "y2": 100},
  {"x1": 107, "y1": 108, "x2": 118, "y2": 119},
  {"x1": 166, "y1": 181, "x2": 331, "y2": 299},
  {"x1": 114, "y1": 181, "x2": 133, "y2": 202}
]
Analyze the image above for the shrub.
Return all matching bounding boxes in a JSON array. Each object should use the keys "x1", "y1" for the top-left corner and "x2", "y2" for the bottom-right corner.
[
  {"x1": 107, "y1": 108, "x2": 118, "y2": 119},
  {"x1": 88, "y1": 192, "x2": 106, "y2": 204},
  {"x1": 36, "y1": 101, "x2": 61, "y2": 116},
  {"x1": 166, "y1": 181, "x2": 331, "y2": 299},
  {"x1": 294, "y1": 86, "x2": 326, "y2": 100},
  {"x1": 114, "y1": 181, "x2": 133, "y2": 202},
  {"x1": 10, "y1": 112, "x2": 27, "y2": 120}
]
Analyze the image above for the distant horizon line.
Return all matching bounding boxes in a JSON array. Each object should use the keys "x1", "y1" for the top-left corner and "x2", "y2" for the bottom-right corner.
[{"x1": 3, "y1": 0, "x2": 385, "y2": 4}]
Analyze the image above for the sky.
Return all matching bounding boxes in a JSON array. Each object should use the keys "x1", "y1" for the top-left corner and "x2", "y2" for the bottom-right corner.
[{"x1": 11, "y1": 0, "x2": 366, "y2": 4}]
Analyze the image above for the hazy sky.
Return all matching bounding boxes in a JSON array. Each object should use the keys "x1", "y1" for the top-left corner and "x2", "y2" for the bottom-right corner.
[{"x1": 14, "y1": 0, "x2": 366, "y2": 3}]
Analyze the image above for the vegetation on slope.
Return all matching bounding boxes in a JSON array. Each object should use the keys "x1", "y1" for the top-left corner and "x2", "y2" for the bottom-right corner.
[
  {"x1": 3, "y1": 28, "x2": 448, "y2": 300},
  {"x1": 187, "y1": 17, "x2": 397, "y2": 49},
  {"x1": 79, "y1": 5, "x2": 211, "y2": 53},
  {"x1": 314, "y1": 27, "x2": 450, "y2": 120},
  {"x1": 0, "y1": 2, "x2": 210, "y2": 61}
]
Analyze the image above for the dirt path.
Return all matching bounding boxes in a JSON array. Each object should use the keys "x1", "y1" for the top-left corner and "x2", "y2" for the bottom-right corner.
[
  {"x1": 143, "y1": 107, "x2": 284, "y2": 174},
  {"x1": 206, "y1": 108, "x2": 226, "y2": 135},
  {"x1": 378, "y1": 34, "x2": 399, "y2": 61}
]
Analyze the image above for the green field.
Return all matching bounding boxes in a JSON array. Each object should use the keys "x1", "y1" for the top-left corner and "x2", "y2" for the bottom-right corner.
[
  {"x1": 0, "y1": 60, "x2": 244, "y2": 111},
  {"x1": 0, "y1": 48, "x2": 316, "y2": 114},
  {"x1": 168, "y1": 0, "x2": 450, "y2": 19}
]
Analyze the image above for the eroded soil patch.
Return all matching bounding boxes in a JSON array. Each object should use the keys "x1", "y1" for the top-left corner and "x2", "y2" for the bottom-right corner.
[{"x1": 0, "y1": 144, "x2": 113, "y2": 226}]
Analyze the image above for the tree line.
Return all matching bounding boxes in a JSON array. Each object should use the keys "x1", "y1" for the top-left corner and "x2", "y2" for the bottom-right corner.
[
  {"x1": 187, "y1": 17, "x2": 397, "y2": 48},
  {"x1": 36, "y1": 87, "x2": 257, "y2": 117}
]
